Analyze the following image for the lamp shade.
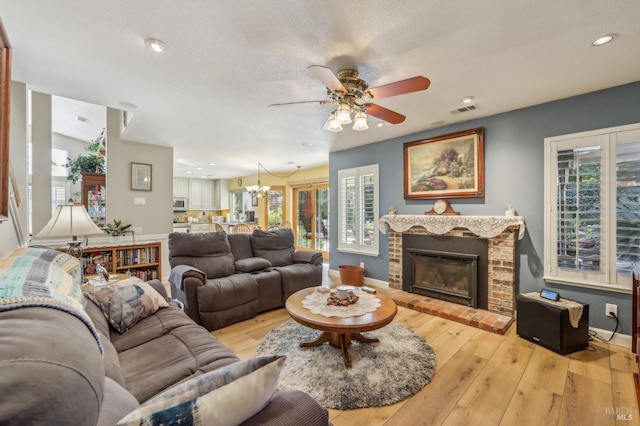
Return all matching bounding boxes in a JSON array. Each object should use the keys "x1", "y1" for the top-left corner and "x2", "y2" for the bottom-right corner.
[
  {"x1": 336, "y1": 102, "x2": 353, "y2": 125},
  {"x1": 327, "y1": 111, "x2": 343, "y2": 132},
  {"x1": 352, "y1": 110, "x2": 369, "y2": 131},
  {"x1": 35, "y1": 204, "x2": 104, "y2": 239}
]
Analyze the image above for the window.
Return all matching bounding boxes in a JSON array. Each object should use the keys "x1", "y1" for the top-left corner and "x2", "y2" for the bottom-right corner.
[
  {"x1": 230, "y1": 191, "x2": 253, "y2": 221},
  {"x1": 338, "y1": 164, "x2": 379, "y2": 255},
  {"x1": 544, "y1": 123, "x2": 640, "y2": 292},
  {"x1": 52, "y1": 147, "x2": 69, "y2": 177}
]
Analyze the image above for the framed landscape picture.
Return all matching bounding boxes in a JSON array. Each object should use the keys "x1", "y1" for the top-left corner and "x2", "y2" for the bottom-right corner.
[{"x1": 404, "y1": 127, "x2": 484, "y2": 199}]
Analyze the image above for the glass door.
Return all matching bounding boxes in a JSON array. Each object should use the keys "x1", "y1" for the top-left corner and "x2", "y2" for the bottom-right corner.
[
  {"x1": 293, "y1": 184, "x2": 329, "y2": 259},
  {"x1": 265, "y1": 186, "x2": 286, "y2": 227}
]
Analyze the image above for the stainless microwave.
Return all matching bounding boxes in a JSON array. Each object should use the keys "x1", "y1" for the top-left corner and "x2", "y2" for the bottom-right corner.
[{"x1": 173, "y1": 197, "x2": 188, "y2": 211}]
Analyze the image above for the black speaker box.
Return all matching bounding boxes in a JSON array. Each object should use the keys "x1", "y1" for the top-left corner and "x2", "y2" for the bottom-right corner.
[{"x1": 516, "y1": 294, "x2": 589, "y2": 354}]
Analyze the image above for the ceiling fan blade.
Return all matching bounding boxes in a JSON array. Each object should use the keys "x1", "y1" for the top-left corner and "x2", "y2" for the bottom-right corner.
[
  {"x1": 268, "y1": 100, "x2": 328, "y2": 107},
  {"x1": 369, "y1": 76, "x2": 430, "y2": 99},
  {"x1": 308, "y1": 65, "x2": 347, "y2": 93},
  {"x1": 366, "y1": 103, "x2": 406, "y2": 124}
]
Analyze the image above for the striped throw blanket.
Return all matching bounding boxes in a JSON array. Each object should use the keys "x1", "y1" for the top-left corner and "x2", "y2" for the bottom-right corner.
[{"x1": 0, "y1": 247, "x2": 102, "y2": 353}]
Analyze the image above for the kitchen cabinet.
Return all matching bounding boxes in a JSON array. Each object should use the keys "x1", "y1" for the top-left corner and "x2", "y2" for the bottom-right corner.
[
  {"x1": 188, "y1": 179, "x2": 215, "y2": 209},
  {"x1": 214, "y1": 179, "x2": 229, "y2": 210},
  {"x1": 173, "y1": 178, "x2": 189, "y2": 198}
]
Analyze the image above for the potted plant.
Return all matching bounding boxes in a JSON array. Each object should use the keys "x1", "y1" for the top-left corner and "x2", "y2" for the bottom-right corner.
[
  {"x1": 65, "y1": 130, "x2": 106, "y2": 184},
  {"x1": 103, "y1": 219, "x2": 131, "y2": 243}
]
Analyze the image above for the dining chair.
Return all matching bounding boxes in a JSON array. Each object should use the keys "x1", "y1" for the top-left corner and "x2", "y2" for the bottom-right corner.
[{"x1": 231, "y1": 223, "x2": 252, "y2": 234}]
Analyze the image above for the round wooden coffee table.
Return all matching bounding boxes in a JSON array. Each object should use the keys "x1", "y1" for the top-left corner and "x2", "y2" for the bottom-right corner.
[{"x1": 285, "y1": 287, "x2": 397, "y2": 368}]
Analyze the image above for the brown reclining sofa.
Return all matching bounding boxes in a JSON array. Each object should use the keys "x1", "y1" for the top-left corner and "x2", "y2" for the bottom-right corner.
[{"x1": 168, "y1": 228, "x2": 323, "y2": 331}]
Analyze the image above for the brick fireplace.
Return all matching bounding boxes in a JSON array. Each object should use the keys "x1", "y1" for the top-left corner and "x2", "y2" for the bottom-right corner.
[{"x1": 380, "y1": 215, "x2": 525, "y2": 317}]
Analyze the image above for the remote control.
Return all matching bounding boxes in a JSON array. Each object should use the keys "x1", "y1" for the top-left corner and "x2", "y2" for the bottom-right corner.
[{"x1": 361, "y1": 286, "x2": 376, "y2": 294}]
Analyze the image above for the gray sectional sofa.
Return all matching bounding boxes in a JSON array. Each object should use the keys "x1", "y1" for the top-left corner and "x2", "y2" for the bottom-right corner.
[
  {"x1": 0, "y1": 247, "x2": 330, "y2": 425},
  {"x1": 168, "y1": 228, "x2": 323, "y2": 331}
]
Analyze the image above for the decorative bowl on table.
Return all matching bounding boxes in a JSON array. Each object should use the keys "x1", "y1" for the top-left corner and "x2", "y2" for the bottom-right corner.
[{"x1": 327, "y1": 291, "x2": 359, "y2": 306}]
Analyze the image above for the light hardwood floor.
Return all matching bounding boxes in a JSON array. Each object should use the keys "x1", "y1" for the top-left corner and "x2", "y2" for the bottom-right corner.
[{"x1": 212, "y1": 306, "x2": 638, "y2": 426}]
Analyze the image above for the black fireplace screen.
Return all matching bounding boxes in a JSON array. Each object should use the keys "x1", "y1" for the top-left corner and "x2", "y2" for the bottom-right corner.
[{"x1": 409, "y1": 249, "x2": 478, "y2": 307}]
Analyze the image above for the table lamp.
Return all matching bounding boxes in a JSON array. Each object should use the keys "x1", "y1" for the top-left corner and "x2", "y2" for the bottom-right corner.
[{"x1": 35, "y1": 204, "x2": 105, "y2": 259}]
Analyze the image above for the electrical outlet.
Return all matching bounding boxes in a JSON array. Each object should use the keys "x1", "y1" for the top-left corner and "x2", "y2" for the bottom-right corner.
[
  {"x1": 606, "y1": 303, "x2": 618, "y2": 318},
  {"x1": 359, "y1": 262, "x2": 365, "y2": 269}
]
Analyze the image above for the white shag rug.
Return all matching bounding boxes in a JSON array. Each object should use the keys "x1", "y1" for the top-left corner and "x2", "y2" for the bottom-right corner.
[{"x1": 256, "y1": 320, "x2": 437, "y2": 410}]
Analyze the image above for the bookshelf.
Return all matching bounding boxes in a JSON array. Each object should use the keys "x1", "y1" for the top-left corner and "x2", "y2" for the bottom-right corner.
[{"x1": 75, "y1": 241, "x2": 162, "y2": 282}]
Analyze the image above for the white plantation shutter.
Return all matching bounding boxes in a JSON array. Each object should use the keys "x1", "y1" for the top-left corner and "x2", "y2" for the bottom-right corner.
[
  {"x1": 545, "y1": 123, "x2": 640, "y2": 292},
  {"x1": 338, "y1": 165, "x2": 379, "y2": 255},
  {"x1": 555, "y1": 145, "x2": 602, "y2": 273},
  {"x1": 616, "y1": 135, "x2": 640, "y2": 275}
]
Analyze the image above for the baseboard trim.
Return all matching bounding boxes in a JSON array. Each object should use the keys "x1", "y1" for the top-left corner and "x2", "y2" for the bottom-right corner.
[{"x1": 589, "y1": 326, "x2": 631, "y2": 349}]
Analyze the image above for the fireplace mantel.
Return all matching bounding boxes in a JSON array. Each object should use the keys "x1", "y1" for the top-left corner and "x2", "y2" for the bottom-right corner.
[{"x1": 379, "y1": 214, "x2": 526, "y2": 240}]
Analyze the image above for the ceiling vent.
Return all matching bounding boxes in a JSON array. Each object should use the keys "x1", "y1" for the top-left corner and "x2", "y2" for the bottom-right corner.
[{"x1": 450, "y1": 103, "x2": 479, "y2": 115}]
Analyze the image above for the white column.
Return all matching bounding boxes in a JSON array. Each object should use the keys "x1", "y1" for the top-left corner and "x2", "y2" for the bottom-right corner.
[{"x1": 31, "y1": 91, "x2": 52, "y2": 234}]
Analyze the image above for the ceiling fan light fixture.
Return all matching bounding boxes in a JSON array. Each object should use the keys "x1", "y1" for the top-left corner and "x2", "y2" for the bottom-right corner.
[
  {"x1": 336, "y1": 102, "x2": 353, "y2": 124},
  {"x1": 327, "y1": 111, "x2": 343, "y2": 132},
  {"x1": 352, "y1": 110, "x2": 369, "y2": 131}
]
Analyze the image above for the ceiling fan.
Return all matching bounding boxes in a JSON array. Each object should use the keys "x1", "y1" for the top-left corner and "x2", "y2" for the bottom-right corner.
[{"x1": 270, "y1": 65, "x2": 430, "y2": 132}]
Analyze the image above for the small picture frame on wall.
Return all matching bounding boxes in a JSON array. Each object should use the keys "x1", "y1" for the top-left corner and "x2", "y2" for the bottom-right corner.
[{"x1": 131, "y1": 162, "x2": 152, "y2": 191}]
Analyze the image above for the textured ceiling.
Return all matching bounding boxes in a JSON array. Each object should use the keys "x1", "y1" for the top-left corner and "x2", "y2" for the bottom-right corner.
[{"x1": 2, "y1": 0, "x2": 639, "y2": 178}]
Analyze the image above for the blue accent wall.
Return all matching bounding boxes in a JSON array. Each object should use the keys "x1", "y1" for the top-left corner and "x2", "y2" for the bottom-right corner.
[{"x1": 329, "y1": 81, "x2": 640, "y2": 333}]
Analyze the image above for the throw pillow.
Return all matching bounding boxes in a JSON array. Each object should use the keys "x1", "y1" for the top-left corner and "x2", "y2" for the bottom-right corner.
[
  {"x1": 116, "y1": 355, "x2": 286, "y2": 426},
  {"x1": 84, "y1": 277, "x2": 169, "y2": 333},
  {"x1": 235, "y1": 257, "x2": 272, "y2": 273}
]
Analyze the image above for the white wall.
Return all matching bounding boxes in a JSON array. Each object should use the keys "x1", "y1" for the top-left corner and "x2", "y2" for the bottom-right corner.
[{"x1": 105, "y1": 107, "x2": 173, "y2": 236}]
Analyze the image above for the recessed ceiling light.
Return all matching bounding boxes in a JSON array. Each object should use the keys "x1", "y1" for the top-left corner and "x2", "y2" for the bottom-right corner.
[
  {"x1": 196, "y1": 167, "x2": 203, "y2": 170},
  {"x1": 591, "y1": 34, "x2": 616, "y2": 46},
  {"x1": 302, "y1": 142, "x2": 313, "y2": 147},
  {"x1": 145, "y1": 38, "x2": 166, "y2": 53},
  {"x1": 461, "y1": 96, "x2": 475, "y2": 104},
  {"x1": 377, "y1": 123, "x2": 384, "y2": 128},
  {"x1": 186, "y1": 171, "x2": 192, "y2": 174},
  {"x1": 208, "y1": 162, "x2": 216, "y2": 166}
]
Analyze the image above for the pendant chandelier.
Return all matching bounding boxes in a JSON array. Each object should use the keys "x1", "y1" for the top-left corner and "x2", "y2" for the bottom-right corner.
[
  {"x1": 245, "y1": 162, "x2": 270, "y2": 198},
  {"x1": 245, "y1": 162, "x2": 302, "y2": 198}
]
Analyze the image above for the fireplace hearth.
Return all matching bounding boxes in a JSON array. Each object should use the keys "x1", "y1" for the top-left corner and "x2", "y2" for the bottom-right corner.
[
  {"x1": 380, "y1": 214, "x2": 524, "y2": 316},
  {"x1": 408, "y1": 249, "x2": 478, "y2": 307}
]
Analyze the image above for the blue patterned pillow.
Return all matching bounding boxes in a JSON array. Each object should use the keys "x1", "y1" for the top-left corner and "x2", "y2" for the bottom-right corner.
[{"x1": 117, "y1": 355, "x2": 286, "y2": 426}]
